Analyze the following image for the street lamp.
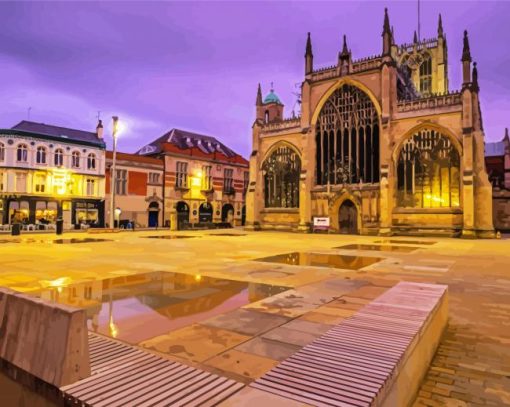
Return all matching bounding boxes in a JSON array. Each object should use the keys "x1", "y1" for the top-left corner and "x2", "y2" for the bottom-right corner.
[{"x1": 109, "y1": 116, "x2": 119, "y2": 229}]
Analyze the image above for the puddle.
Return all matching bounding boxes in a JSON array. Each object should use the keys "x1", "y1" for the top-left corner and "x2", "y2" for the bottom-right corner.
[
  {"x1": 335, "y1": 244, "x2": 418, "y2": 253},
  {"x1": 53, "y1": 238, "x2": 112, "y2": 244},
  {"x1": 373, "y1": 240, "x2": 437, "y2": 245},
  {"x1": 143, "y1": 235, "x2": 198, "y2": 239},
  {"x1": 209, "y1": 233, "x2": 247, "y2": 237},
  {"x1": 29, "y1": 271, "x2": 288, "y2": 344},
  {"x1": 255, "y1": 252, "x2": 382, "y2": 270}
]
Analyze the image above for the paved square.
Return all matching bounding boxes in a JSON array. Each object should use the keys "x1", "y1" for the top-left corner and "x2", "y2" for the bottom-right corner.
[{"x1": 1, "y1": 229, "x2": 510, "y2": 405}]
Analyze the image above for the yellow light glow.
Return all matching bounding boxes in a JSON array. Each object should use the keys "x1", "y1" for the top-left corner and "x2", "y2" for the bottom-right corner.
[
  {"x1": 48, "y1": 277, "x2": 71, "y2": 288},
  {"x1": 109, "y1": 315, "x2": 118, "y2": 338},
  {"x1": 115, "y1": 121, "x2": 127, "y2": 136},
  {"x1": 193, "y1": 169, "x2": 203, "y2": 178},
  {"x1": 424, "y1": 194, "x2": 445, "y2": 204},
  {"x1": 194, "y1": 274, "x2": 202, "y2": 282},
  {"x1": 191, "y1": 176, "x2": 201, "y2": 187}
]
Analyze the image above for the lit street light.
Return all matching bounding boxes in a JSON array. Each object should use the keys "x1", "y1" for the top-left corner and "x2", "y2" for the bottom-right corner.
[{"x1": 109, "y1": 116, "x2": 119, "y2": 229}]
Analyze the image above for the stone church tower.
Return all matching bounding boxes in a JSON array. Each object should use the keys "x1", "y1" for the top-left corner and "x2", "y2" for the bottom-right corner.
[{"x1": 246, "y1": 8, "x2": 494, "y2": 238}]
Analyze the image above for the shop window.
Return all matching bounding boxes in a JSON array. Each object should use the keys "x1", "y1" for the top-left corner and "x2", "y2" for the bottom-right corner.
[
  {"x1": 115, "y1": 169, "x2": 127, "y2": 195},
  {"x1": 54, "y1": 149, "x2": 64, "y2": 167},
  {"x1": 17, "y1": 144, "x2": 28, "y2": 162},
  {"x1": 36, "y1": 146, "x2": 47, "y2": 164},
  {"x1": 176, "y1": 162, "x2": 188, "y2": 188},
  {"x1": 87, "y1": 153, "x2": 96, "y2": 170},
  {"x1": 71, "y1": 151, "x2": 80, "y2": 168},
  {"x1": 262, "y1": 146, "x2": 301, "y2": 208}
]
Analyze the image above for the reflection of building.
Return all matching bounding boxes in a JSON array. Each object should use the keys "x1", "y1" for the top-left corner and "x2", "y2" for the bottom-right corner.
[
  {"x1": 247, "y1": 10, "x2": 494, "y2": 238},
  {"x1": 104, "y1": 151, "x2": 164, "y2": 228},
  {"x1": 485, "y1": 129, "x2": 510, "y2": 231},
  {"x1": 137, "y1": 128, "x2": 249, "y2": 228},
  {"x1": 0, "y1": 120, "x2": 106, "y2": 228}
]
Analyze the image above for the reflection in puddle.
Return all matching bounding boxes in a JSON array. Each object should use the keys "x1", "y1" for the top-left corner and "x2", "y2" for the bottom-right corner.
[
  {"x1": 373, "y1": 240, "x2": 437, "y2": 246},
  {"x1": 143, "y1": 235, "x2": 198, "y2": 239},
  {"x1": 255, "y1": 252, "x2": 382, "y2": 270},
  {"x1": 29, "y1": 271, "x2": 288, "y2": 344},
  {"x1": 335, "y1": 244, "x2": 418, "y2": 253},
  {"x1": 210, "y1": 233, "x2": 247, "y2": 237},
  {"x1": 53, "y1": 238, "x2": 112, "y2": 244}
]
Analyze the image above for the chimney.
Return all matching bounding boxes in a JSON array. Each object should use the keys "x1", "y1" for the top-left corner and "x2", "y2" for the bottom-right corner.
[{"x1": 96, "y1": 119, "x2": 104, "y2": 139}]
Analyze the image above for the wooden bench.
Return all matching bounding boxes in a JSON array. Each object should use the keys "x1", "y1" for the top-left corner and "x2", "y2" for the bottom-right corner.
[{"x1": 244, "y1": 282, "x2": 448, "y2": 407}]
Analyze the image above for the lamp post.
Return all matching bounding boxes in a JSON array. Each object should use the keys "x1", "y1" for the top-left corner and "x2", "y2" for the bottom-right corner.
[{"x1": 109, "y1": 116, "x2": 119, "y2": 229}]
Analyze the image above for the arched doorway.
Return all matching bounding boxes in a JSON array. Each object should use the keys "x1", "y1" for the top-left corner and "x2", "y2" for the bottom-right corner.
[
  {"x1": 221, "y1": 204, "x2": 234, "y2": 224},
  {"x1": 148, "y1": 202, "x2": 159, "y2": 227},
  {"x1": 338, "y1": 200, "x2": 358, "y2": 234},
  {"x1": 176, "y1": 201, "x2": 189, "y2": 230},
  {"x1": 199, "y1": 202, "x2": 213, "y2": 223},
  {"x1": 241, "y1": 205, "x2": 246, "y2": 226}
]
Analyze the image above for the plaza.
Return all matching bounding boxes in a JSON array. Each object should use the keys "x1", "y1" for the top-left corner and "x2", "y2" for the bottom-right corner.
[{"x1": 1, "y1": 229, "x2": 509, "y2": 405}]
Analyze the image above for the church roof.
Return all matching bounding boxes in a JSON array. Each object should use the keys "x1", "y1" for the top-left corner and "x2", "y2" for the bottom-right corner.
[
  {"x1": 6, "y1": 120, "x2": 105, "y2": 148},
  {"x1": 263, "y1": 90, "x2": 282, "y2": 104},
  {"x1": 485, "y1": 141, "x2": 506, "y2": 157},
  {"x1": 137, "y1": 128, "x2": 246, "y2": 164}
]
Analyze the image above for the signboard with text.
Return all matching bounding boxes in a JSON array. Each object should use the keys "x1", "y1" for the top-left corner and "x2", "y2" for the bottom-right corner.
[{"x1": 313, "y1": 217, "x2": 330, "y2": 231}]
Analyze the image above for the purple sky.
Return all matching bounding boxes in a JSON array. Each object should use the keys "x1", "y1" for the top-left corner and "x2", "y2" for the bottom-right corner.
[{"x1": 1, "y1": 1, "x2": 508, "y2": 157}]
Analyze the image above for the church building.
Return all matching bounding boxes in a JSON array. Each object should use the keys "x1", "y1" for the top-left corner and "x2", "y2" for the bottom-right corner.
[{"x1": 246, "y1": 9, "x2": 494, "y2": 238}]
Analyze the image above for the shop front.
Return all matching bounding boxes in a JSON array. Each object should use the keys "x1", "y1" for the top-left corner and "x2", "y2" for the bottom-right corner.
[{"x1": 72, "y1": 200, "x2": 105, "y2": 228}]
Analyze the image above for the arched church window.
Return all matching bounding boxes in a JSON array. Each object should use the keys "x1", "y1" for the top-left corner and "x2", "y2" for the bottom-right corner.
[
  {"x1": 262, "y1": 145, "x2": 301, "y2": 208},
  {"x1": 264, "y1": 110, "x2": 269, "y2": 124},
  {"x1": 315, "y1": 84, "x2": 379, "y2": 185},
  {"x1": 397, "y1": 129, "x2": 460, "y2": 208},
  {"x1": 419, "y1": 54, "x2": 432, "y2": 95}
]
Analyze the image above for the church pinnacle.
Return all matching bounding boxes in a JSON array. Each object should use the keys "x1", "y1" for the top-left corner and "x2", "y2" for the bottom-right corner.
[
  {"x1": 438, "y1": 14, "x2": 444, "y2": 37},
  {"x1": 462, "y1": 30, "x2": 471, "y2": 62},
  {"x1": 256, "y1": 83, "x2": 262, "y2": 106},
  {"x1": 382, "y1": 8, "x2": 392, "y2": 56},
  {"x1": 305, "y1": 32, "x2": 313, "y2": 75}
]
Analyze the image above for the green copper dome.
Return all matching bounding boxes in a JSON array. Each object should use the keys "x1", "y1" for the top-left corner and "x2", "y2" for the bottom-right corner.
[{"x1": 263, "y1": 90, "x2": 281, "y2": 104}]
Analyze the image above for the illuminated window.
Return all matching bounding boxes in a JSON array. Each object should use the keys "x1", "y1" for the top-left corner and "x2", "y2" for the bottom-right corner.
[
  {"x1": 115, "y1": 169, "x2": 127, "y2": 195},
  {"x1": 86, "y1": 179, "x2": 95, "y2": 196},
  {"x1": 263, "y1": 146, "x2": 301, "y2": 208},
  {"x1": 0, "y1": 142, "x2": 4, "y2": 162},
  {"x1": 315, "y1": 84, "x2": 379, "y2": 185},
  {"x1": 36, "y1": 146, "x2": 47, "y2": 164},
  {"x1": 148, "y1": 172, "x2": 161, "y2": 184},
  {"x1": 397, "y1": 129, "x2": 460, "y2": 208},
  {"x1": 54, "y1": 149, "x2": 64, "y2": 166},
  {"x1": 223, "y1": 168, "x2": 234, "y2": 193},
  {"x1": 71, "y1": 151, "x2": 80, "y2": 168},
  {"x1": 87, "y1": 153, "x2": 96, "y2": 170},
  {"x1": 419, "y1": 54, "x2": 432, "y2": 95},
  {"x1": 34, "y1": 174, "x2": 46, "y2": 193},
  {"x1": 201, "y1": 165, "x2": 212, "y2": 190},
  {"x1": 17, "y1": 144, "x2": 28, "y2": 162},
  {"x1": 15, "y1": 172, "x2": 27, "y2": 193},
  {"x1": 176, "y1": 162, "x2": 188, "y2": 188}
]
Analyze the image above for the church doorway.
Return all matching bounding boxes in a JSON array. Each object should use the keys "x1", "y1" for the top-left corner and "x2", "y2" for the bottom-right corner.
[
  {"x1": 176, "y1": 201, "x2": 189, "y2": 230},
  {"x1": 338, "y1": 200, "x2": 358, "y2": 234},
  {"x1": 199, "y1": 202, "x2": 213, "y2": 223}
]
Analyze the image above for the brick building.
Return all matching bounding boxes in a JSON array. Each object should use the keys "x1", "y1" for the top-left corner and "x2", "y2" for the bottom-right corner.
[
  {"x1": 137, "y1": 128, "x2": 249, "y2": 229},
  {"x1": 485, "y1": 128, "x2": 510, "y2": 231},
  {"x1": 105, "y1": 151, "x2": 164, "y2": 228}
]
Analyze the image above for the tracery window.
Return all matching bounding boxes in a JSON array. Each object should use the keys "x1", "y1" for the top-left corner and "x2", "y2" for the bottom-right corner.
[
  {"x1": 419, "y1": 54, "x2": 432, "y2": 95},
  {"x1": 263, "y1": 146, "x2": 301, "y2": 208},
  {"x1": 71, "y1": 151, "x2": 80, "y2": 168},
  {"x1": 315, "y1": 84, "x2": 379, "y2": 185},
  {"x1": 87, "y1": 153, "x2": 96, "y2": 170},
  {"x1": 17, "y1": 144, "x2": 28, "y2": 162},
  {"x1": 397, "y1": 129, "x2": 460, "y2": 208},
  {"x1": 54, "y1": 149, "x2": 64, "y2": 166}
]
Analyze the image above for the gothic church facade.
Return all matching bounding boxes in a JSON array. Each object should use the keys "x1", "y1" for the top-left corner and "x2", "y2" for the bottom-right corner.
[{"x1": 246, "y1": 9, "x2": 494, "y2": 238}]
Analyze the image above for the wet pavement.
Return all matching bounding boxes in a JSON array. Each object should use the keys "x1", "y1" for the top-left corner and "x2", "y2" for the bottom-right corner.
[
  {"x1": 334, "y1": 243, "x2": 419, "y2": 253},
  {"x1": 0, "y1": 229, "x2": 509, "y2": 405}
]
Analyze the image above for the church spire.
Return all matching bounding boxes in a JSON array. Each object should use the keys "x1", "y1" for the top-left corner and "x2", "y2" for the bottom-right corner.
[
  {"x1": 256, "y1": 83, "x2": 262, "y2": 106},
  {"x1": 382, "y1": 8, "x2": 392, "y2": 56},
  {"x1": 438, "y1": 14, "x2": 444, "y2": 38},
  {"x1": 472, "y1": 62, "x2": 479, "y2": 92},
  {"x1": 413, "y1": 30, "x2": 418, "y2": 44},
  {"x1": 462, "y1": 30, "x2": 472, "y2": 62},
  {"x1": 341, "y1": 34, "x2": 349, "y2": 55},
  {"x1": 305, "y1": 32, "x2": 313, "y2": 75}
]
